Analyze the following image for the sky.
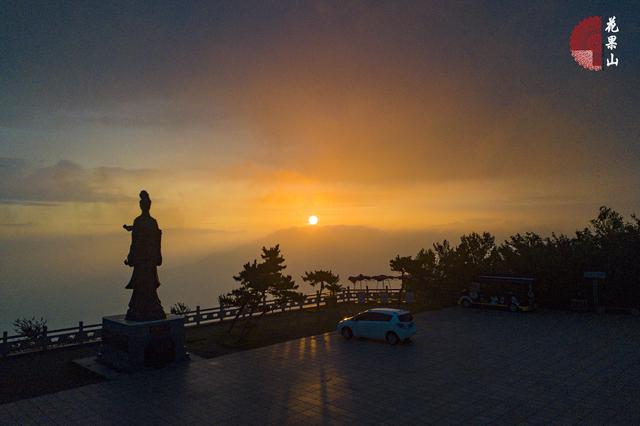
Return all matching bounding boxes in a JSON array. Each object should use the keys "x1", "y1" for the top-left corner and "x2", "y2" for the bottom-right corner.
[
  {"x1": 1, "y1": 0, "x2": 640, "y2": 328},
  {"x1": 1, "y1": 0, "x2": 640, "y2": 242}
]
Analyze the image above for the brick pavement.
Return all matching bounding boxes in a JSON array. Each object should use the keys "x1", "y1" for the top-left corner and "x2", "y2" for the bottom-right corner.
[{"x1": 1, "y1": 308, "x2": 639, "y2": 425}]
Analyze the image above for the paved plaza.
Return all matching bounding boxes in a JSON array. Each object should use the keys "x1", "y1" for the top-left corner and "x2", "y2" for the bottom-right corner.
[{"x1": 1, "y1": 307, "x2": 640, "y2": 425}]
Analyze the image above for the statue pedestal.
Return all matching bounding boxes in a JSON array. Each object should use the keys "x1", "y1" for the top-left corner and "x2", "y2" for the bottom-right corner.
[{"x1": 97, "y1": 314, "x2": 188, "y2": 372}]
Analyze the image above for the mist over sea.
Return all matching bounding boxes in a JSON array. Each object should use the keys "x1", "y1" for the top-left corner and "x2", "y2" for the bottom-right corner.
[{"x1": 0, "y1": 225, "x2": 468, "y2": 332}]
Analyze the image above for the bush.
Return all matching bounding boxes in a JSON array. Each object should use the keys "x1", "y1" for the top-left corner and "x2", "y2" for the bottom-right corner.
[
  {"x1": 13, "y1": 317, "x2": 47, "y2": 345},
  {"x1": 170, "y1": 302, "x2": 191, "y2": 316}
]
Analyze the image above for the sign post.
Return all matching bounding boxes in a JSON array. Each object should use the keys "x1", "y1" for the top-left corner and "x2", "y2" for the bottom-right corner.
[{"x1": 583, "y1": 271, "x2": 606, "y2": 313}]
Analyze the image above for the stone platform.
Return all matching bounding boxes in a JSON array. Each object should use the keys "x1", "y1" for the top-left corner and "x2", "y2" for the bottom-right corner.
[{"x1": 97, "y1": 314, "x2": 188, "y2": 372}]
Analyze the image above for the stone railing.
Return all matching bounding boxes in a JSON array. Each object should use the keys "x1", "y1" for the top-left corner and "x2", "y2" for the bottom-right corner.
[{"x1": 1, "y1": 287, "x2": 410, "y2": 357}]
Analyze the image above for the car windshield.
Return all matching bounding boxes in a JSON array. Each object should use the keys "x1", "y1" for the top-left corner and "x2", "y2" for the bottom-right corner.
[{"x1": 398, "y1": 313, "x2": 413, "y2": 322}]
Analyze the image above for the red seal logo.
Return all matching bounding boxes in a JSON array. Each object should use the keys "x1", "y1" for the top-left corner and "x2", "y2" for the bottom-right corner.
[{"x1": 570, "y1": 16, "x2": 602, "y2": 71}]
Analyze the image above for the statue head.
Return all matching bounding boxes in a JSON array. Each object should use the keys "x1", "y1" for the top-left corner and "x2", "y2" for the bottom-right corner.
[{"x1": 139, "y1": 190, "x2": 151, "y2": 213}]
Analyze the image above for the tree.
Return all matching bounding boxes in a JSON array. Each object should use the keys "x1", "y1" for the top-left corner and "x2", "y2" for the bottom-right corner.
[
  {"x1": 220, "y1": 259, "x2": 265, "y2": 334},
  {"x1": 301, "y1": 270, "x2": 342, "y2": 295},
  {"x1": 390, "y1": 255, "x2": 413, "y2": 289},
  {"x1": 220, "y1": 244, "x2": 303, "y2": 340},
  {"x1": 302, "y1": 270, "x2": 342, "y2": 306},
  {"x1": 262, "y1": 245, "x2": 302, "y2": 311},
  {"x1": 219, "y1": 283, "x2": 256, "y2": 334},
  {"x1": 390, "y1": 249, "x2": 440, "y2": 300},
  {"x1": 390, "y1": 206, "x2": 640, "y2": 310},
  {"x1": 324, "y1": 277, "x2": 343, "y2": 297}
]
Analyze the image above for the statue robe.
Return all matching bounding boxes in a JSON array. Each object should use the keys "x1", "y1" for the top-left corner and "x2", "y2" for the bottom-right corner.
[{"x1": 125, "y1": 214, "x2": 166, "y2": 321}]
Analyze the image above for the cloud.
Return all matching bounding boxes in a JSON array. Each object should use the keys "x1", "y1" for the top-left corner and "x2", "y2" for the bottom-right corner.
[
  {"x1": 0, "y1": 158, "x2": 155, "y2": 204},
  {"x1": 223, "y1": 50, "x2": 606, "y2": 185},
  {"x1": 169, "y1": 2, "x2": 614, "y2": 187},
  {"x1": 1, "y1": 1, "x2": 637, "y2": 239},
  {"x1": 2, "y1": 1, "x2": 634, "y2": 188}
]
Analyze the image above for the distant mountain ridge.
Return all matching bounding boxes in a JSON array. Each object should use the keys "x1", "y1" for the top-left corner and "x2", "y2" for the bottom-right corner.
[
  {"x1": 0, "y1": 224, "x2": 499, "y2": 330},
  {"x1": 160, "y1": 225, "x2": 451, "y2": 307}
]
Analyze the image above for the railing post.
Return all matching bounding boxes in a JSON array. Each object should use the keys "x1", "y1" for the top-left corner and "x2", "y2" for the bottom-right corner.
[
  {"x1": 316, "y1": 290, "x2": 321, "y2": 309},
  {"x1": 196, "y1": 306, "x2": 201, "y2": 326},
  {"x1": 78, "y1": 321, "x2": 84, "y2": 343},
  {"x1": 346, "y1": 287, "x2": 350, "y2": 302},
  {"x1": 366, "y1": 285, "x2": 369, "y2": 303},
  {"x1": 42, "y1": 326, "x2": 48, "y2": 351},
  {"x1": 1, "y1": 331, "x2": 7, "y2": 357},
  {"x1": 219, "y1": 304, "x2": 225, "y2": 321}
]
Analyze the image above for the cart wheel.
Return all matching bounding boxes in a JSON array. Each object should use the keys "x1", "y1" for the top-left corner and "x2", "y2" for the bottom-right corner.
[{"x1": 509, "y1": 304, "x2": 519, "y2": 312}]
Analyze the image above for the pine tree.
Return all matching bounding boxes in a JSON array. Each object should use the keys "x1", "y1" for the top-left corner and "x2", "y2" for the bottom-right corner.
[
  {"x1": 220, "y1": 245, "x2": 303, "y2": 340},
  {"x1": 301, "y1": 270, "x2": 342, "y2": 296}
]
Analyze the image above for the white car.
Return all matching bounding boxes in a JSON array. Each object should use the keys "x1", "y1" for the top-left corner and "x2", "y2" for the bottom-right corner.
[{"x1": 337, "y1": 308, "x2": 416, "y2": 345}]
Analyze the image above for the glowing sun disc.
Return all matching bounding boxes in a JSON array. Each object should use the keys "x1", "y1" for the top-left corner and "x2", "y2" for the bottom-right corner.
[{"x1": 308, "y1": 215, "x2": 319, "y2": 225}]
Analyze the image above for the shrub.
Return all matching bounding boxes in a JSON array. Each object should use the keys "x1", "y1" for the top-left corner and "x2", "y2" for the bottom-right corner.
[
  {"x1": 13, "y1": 317, "x2": 47, "y2": 345},
  {"x1": 170, "y1": 302, "x2": 191, "y2": 316}
]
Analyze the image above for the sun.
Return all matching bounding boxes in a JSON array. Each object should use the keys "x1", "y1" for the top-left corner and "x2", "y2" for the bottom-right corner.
[{"x1": 308, "y1": 215, "x2": 319, "y2": 225}]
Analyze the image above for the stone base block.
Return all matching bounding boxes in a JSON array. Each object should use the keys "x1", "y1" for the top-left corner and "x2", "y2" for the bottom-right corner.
[{"x1": 97, "y1": 314, "x2": 188, "y2": 372}]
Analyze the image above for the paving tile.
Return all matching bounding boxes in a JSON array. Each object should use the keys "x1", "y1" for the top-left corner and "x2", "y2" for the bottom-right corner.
[{"x1": 3, "y1": 308, "x2": 640, "y2": 424}]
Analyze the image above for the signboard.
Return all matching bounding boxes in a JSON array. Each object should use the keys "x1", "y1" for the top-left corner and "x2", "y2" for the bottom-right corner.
[
  {"x1": 584, "y1": 271, "x2": 606, "y2": 279},
  {"x1": 584, "y1": 271, "x2": 605, "y2": 312}
]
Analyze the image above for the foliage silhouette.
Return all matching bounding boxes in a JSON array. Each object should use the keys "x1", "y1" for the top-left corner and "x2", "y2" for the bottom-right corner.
[
  {"x1": 13, "y1": 317, "x2": 47, "y2": 346},
  {"x1": 391, "y1": 206, "x2": 640, "y2": 309},
  {"x1": 170, "y1": 302, "x2": 191, "y2": 316},
  {"x1": 302, "y1": 269, "x2": 342, "y2": 306},
  {"x1": 220, "y1": 244, "x2": 303, "y2": 341}
]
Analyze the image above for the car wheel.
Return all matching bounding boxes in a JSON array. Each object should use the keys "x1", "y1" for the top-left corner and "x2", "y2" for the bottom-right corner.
[
  {"x1": 509, "y1": 304, "x2": 519, "y2": 312},
  {"x1": 461, "y1": 299, "x2": 471, "y2": 308},
  {"x1": 341, "y1": 327, "x2": 353, "y2": 339},
  {"x1": 386, "y1": 332, "x2": 400, "y2": 345}
]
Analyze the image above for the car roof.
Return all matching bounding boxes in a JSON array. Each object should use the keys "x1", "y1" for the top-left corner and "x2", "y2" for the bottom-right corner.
[
  {"x1": 367, "y1": 308, "x2": 410, "y2": 315},
  {"x1": 478, "y1": 275, "x2": 535, "y2": 283}
]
